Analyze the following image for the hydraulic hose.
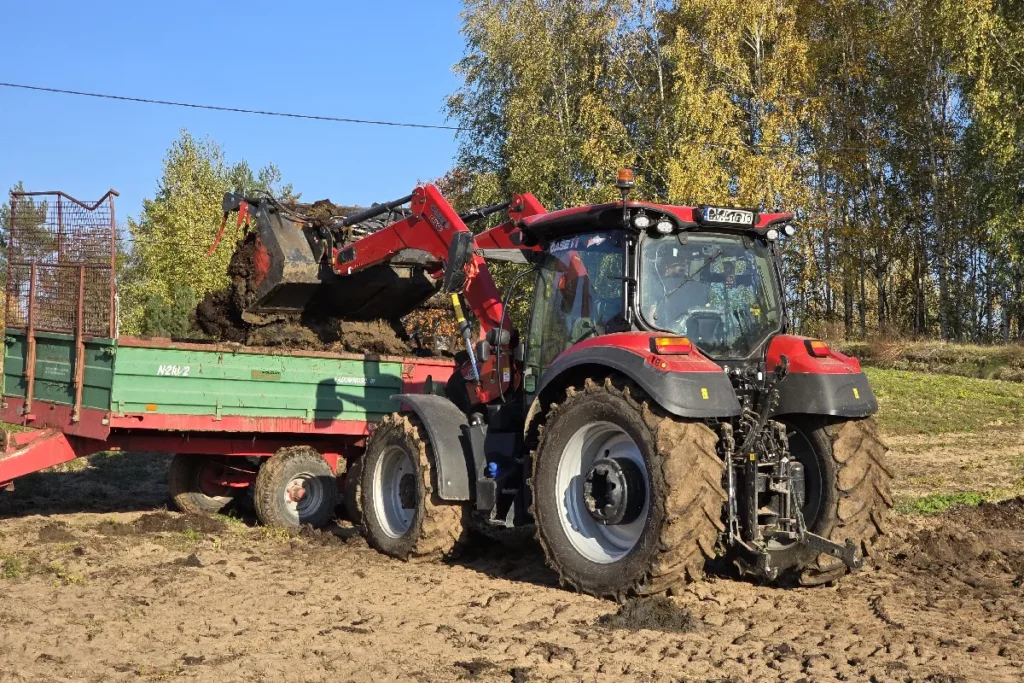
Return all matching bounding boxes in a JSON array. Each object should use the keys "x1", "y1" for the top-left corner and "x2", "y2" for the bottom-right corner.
[{"x1": 451, "y1": 293, "x2": 481, "y2": 383}]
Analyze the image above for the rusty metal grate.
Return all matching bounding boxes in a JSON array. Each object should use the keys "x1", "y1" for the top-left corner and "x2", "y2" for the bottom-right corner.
[{"x1": 6, "y1": 190, "x2": 118, "y2": 337}]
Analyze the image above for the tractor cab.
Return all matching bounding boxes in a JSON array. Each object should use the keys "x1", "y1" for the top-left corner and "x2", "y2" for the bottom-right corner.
[{"x1": 521, "y1": 193, "x2": 793, "y2": 389}]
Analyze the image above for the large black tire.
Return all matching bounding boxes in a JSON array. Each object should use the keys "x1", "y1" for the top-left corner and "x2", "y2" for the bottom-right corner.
[
  {"x1": 342, "y1": 457, "x2": 363, "y2": 525},
  {"x1": 253, "y1": 446, "x2": 338, "y2": 528},
  {"x1": 531, "y1": 377, "x2": 726, "y2": 599},
  {"x1": 360, "y1": 414, "x2": 468, "y2": 561},
  {"x1": 168, "y1": 454, "x2": 237, "y2": 515},
  {"x1": 781, "y1": 416, "x2": 893, "y2": 585}
]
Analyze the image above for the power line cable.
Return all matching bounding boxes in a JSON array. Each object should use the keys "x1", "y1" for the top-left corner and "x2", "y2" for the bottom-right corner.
[
  {"x1": 1, "y1": 81, "x2": 966, "y2": 155},
  {"x1": 0, "y1": 81, "x2": 462, "y2": 131}
]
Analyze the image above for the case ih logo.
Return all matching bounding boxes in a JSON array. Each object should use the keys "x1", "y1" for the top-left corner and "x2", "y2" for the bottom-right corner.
[{"x1": 427, "y1": 205, "x2": 450, "y2": 231}]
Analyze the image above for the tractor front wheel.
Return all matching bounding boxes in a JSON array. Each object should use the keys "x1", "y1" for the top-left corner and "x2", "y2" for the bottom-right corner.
[
  {"x1": 360, "y1": 414, "x2": 468, "y2": 561},
  {"x1": 531, "y1": 378, "x2": 725, "y2": 599}
]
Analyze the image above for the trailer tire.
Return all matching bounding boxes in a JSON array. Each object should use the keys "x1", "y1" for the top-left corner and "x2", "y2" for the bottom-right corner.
[
  {"x1": 780, "y1": 416, "x2": 893, "y2": 585},
  {"x1": 342, "y1": 458, "x2": 363, "y2": 525},
  {"x1": 532, "y1": 377, "x2": 725, "y2": 599},
  {"x1": 168, "y1": 454, "x2": 237, "y2": 515},
  {"x1": 254, "y1": 447, "x2": 338, "y2": 529},
  {"x1": 360, "y1": 414, "x2": 468, "y2": 561}
]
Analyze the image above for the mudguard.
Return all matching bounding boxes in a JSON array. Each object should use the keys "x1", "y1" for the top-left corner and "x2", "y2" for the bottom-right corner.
[
  {"x1": 390, "y1": 393, "x2": 472, "y2": 501},
  {"x1": 535, "y1": 345, "x2": 741, "y2": 419},
  {"x1": 771, "y1": 372, "x2": 878, "y2": 418},
  {"x1": 766, "y1": 335, "x2": 878, "y2": 419}
]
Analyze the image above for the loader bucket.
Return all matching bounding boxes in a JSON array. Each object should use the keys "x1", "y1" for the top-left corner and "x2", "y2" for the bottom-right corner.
[{"x1": 246, "y1": 211, "x2": 440, "y2": 321}]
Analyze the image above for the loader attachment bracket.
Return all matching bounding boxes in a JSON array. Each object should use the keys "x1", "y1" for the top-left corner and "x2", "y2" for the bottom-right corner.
[{"x1": 442, "y1": 231, "x2": 473, "y2": 293}]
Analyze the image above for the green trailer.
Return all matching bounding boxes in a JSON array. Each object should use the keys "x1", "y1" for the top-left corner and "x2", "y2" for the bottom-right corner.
[{"x1": 0, "y1": 190, "x2": 453, "y2": 528}]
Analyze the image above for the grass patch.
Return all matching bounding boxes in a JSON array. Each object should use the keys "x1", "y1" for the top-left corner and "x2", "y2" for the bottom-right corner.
[
  {"x1": 841, "y1": 340, "x2": 1024, "y2": 382},
  {"x1": 0, "y1": 554, "x2": 25, "y2": 579},
  {"x1": 0, "y1": 421, "x2": 32, "y2": 434},
  {"x1": 896, "y1": 491, "x2": 988, "y2": 515},
  {"x1": 866, "y1": 367, "x2": 1024, "y2": 435},
  {"x1": 44, "y1": 562, "x2": 83, "y2": 586}
]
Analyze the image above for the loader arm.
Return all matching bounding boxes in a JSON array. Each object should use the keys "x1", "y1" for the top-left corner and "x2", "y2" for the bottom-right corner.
[{"x1": 331, "y1": 184, "x2": 545, "y2": 339}]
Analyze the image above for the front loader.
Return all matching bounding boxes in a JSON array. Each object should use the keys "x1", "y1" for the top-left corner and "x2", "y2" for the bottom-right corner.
[{"x1": 223, "y1": 172, "x2": 892, "y2": 597}]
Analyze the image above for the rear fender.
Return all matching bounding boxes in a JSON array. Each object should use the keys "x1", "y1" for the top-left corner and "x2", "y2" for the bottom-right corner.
[
  {"x1": 766, "y1": 335, "x2": 878, "y2": 418},
  {"x1": 389, "y1": 394, "x2": 473, "y2": 501},
  {"x1": 533, "y1": 336, "x2": 741, "y2": 420}
]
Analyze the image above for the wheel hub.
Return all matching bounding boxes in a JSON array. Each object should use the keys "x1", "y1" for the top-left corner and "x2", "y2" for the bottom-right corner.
[
  {"x1": 287, "y1": 481, "x2": 308, "y2": 502},
  {"x1": 584, "y1": 457, "x2": 646, "y2": 525},
  {"x1": 398, "y1": 473, "x2": 417, "y2": 509}
]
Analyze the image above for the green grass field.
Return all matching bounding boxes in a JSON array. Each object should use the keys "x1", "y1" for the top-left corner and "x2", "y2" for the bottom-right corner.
[{"x1": 866, "y1": 367, "x2": 1024, "y2": 435}]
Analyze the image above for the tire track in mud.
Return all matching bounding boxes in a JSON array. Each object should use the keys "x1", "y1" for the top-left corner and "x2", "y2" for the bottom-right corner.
[
  {"x1": 0, "y1": 436, "x2": 1022, "y2": 682},
  {"x1": 0, "y1": 500, "x2": 1020, "y2": 682}
]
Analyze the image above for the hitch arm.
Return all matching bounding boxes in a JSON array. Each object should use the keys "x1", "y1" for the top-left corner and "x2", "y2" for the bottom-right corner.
[{"x1": 797, "y1": 510, "x2": 864, "y2": 570}]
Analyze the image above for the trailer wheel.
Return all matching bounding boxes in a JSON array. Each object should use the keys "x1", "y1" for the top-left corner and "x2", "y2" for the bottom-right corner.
[
  {"x1": 532, "y1": 377, "x2": 725, "y2": 599},
  {"x1": 342, "y1": 457, "x2": 363, "y2": 525},
  {"x1": 360, "y1": 414, "x2": 468, "y2": 561},
  {"x1": 254, "y1": 447, "x2": 338, "y2": 528},
  {"x1": 778, "y1": 416, "x2": 893, "y2": 585},
  {"x1": 168, "y1": 454, "x2": 237, "y2": 515}
]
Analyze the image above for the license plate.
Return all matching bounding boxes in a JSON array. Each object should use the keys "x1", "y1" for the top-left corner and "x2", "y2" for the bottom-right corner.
[{"x1": 703, "y1": 206, "x2": 755, "y2": 226}]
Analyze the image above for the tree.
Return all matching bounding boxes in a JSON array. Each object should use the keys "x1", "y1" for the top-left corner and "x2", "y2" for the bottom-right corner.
[
  {"x1": 449, "y1": 0, "x2": 1024, "y2": 342},
  {"x1": 120, "y1": 131, "x2": 295, "y2": 336}
]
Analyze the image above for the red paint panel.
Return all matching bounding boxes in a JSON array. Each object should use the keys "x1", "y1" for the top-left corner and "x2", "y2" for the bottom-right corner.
[
  {"x1": 0, "y1": 430, "x2": 84, "y2": 483},
  {"x1": 401, "y1": 358, "x2": 455, "y2": 395},
  {"x1": 108, "y1": 412, "x2": 373, "y2": 436},
  {"x1": 253, "y1": 237, "x2": 270, "y2": 287},
  {"x1": 1, "y1": 398, "x2": 111, "y2": 440},
  {"x1": 766, "y1": 335, "x2": 861, "y2": 375},
  {"x1": 103, "y1": 434, "x2": 354, "y2": 464},
  {"x1": 554, "y1": 332, "x2": 724, "y2": 373}
]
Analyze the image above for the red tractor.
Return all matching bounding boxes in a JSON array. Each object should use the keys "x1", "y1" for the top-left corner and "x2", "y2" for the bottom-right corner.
[{"x1": 225, "y1": 170, "x2": 891, "y2": 597}]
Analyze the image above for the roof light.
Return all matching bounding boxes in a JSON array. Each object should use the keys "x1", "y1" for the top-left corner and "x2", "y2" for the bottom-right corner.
[
  {"x1": 766, "y1": 228, "x2": 780, "y2": 241},
  {"x1": 783, "y1": 224, "x2": 797, "y2": 237},
  {"x1": 633, "y1": 214, "x2": 651, "y2": 229},
  {"x1": 616, "y1": 168, "x2": 635, "y2": 190},
  {"x1": 655, "y1": 219, "x2": 674, "y2": 235},
  {"x1": 805, "y1": 339, "x2": 831, "y2": 358},
  {"x1": 651, "y1": 336, "x2": 693, "y2": 355}
]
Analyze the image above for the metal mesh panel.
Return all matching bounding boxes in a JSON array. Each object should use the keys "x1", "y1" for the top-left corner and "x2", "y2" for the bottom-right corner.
[{"x1": 6, "y1": 191, "x2": 117, "y2": 337}]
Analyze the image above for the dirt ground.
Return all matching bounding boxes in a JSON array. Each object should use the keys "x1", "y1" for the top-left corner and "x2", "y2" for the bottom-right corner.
[{"x1": 0, "y1": 433, "x2": 1022, "y2": 682}]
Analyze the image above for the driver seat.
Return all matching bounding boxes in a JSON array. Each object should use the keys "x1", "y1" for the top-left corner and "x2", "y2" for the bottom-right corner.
[{"x1": 685, "y1": 309, "x2": 725, "y2": 345}]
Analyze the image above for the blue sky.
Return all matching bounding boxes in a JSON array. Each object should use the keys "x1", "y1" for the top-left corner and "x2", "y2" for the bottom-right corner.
[{"x1": 0, "y1": 1, "x2": 466, "y2": 223}]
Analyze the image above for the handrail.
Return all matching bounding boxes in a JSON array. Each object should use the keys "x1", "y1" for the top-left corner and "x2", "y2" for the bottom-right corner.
[{"x1": 11, "y1": 189, "x2": 119, "y2": 211}]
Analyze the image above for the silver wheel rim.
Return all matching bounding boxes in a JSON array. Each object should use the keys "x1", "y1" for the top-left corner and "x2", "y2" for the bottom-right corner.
[
  {"x1": 373, "y1": 446, "x2": 416, "y2": 538},
  {"x1": 555, "y1": 421, "x2": 649, "y2": 564},
  {"x1": 284, "y1": 473, "x2": 326, "y2": 522}
]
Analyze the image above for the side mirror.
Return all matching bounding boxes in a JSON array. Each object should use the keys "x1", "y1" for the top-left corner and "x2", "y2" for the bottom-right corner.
[
  {"x1": 442, "y1": 231, "x2": 474, "y2": 293},
  {"x1": 476, "y1": 339, "x2": 491, "y2": 362}
]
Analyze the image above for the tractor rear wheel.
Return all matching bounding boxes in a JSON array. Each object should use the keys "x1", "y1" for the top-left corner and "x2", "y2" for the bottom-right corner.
[
  {"x1": 168, "y1": 454, "x2": 238, "y2": 515},
  {"x1": 779, "y1": 416, "x2": 892, "y2": 585},
  {"x1": 531, "y1": 378, "x2": 725, "y2": 599},
  {"x1": 360, "y1": 414, "x2": 468, "y2": 561}
]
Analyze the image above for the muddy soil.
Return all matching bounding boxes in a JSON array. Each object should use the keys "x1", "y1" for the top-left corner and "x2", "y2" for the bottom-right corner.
[
  {"x1": 194, "y1": 230, "x2": 443, "y2": 356},
  {"x1": 0, "y1": 435, "x2": 1022, "y2": 681}
]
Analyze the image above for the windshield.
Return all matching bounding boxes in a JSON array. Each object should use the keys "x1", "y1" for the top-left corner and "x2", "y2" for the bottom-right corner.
[{"x1": 639, "y1": 232, "x2": 782, "y2": 359}]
